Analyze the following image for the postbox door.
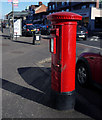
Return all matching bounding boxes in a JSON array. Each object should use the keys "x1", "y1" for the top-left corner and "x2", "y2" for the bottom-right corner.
[{"x1": 50, "y1": 26, "x2": 61, "y2": 92}]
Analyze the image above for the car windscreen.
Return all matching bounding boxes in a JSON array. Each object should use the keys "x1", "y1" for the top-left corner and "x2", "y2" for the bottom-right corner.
[
  {"x1": 77, "y1": 26, "x2": 87, "y2": 32},
  {"x1": 26, "y1": 25, "x2": 35, "y2": 29}
]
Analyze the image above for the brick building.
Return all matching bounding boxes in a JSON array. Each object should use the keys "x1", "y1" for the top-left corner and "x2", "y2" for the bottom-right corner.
[{"x1": 26, "y1": 2, "x2": 48, "y2": 24}]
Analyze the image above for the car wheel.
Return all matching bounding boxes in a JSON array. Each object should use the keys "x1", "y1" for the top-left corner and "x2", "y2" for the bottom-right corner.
[
  {"x1": 83, "y1": 36, "x2": 87, "y2": 40},
  {"x1": 76, "y1": 62, "x2": 89, "y2": 86},
  {"x1": 25, "y1": 33, "x2": 27, "y2": 37}
]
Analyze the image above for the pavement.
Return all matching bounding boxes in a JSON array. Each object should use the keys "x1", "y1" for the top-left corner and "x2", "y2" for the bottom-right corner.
[{"x1": 1, "y1": 28, "x2": 102, "y2": 119}]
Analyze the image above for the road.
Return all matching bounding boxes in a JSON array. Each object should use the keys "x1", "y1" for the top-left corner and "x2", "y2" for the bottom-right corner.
[{"x1": 1, "y1": 28, "x2": 102, "y2": 119}]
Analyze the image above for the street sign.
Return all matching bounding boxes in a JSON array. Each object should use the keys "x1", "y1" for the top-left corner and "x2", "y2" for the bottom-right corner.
[
  {"x1": 8, "y1": 0, "x2": 18, "y2": 7},
  {"x1": 8, "y1": 0, "x2": 12, "y2": 2},
  {"x1": 13, "y1": 0, "x2": 18, "y2": 7}
]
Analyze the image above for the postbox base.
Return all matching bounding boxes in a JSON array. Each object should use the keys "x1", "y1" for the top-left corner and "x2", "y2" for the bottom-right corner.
[{"x1": 50, "y1": 89, "x2": 75, "y2": 110}]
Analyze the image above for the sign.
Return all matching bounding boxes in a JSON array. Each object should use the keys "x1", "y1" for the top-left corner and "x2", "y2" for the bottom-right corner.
[
  {"x1": 8, "y1": 0, "x2": 12, "y2": 2},
  {"x1": 14, "y1": 19, "x2": 22, "y2": 37},
  {"x1": 13, "y1": 0, "x2": 18, "y2": 7},
  {"x1": 8, "y1": 0, "x2": 18, "y2": 7}
]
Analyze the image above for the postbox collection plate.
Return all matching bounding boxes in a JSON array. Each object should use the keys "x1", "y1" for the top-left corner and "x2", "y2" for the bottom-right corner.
[{"x1": 50, "y1": 37, "x2": 56, "y2": 54}]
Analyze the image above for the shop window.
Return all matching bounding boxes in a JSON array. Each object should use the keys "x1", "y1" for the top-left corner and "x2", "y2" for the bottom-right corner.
[
  {"x1": 89, "y1": 4, "x2": 95, "y2": 8},
  {"x1": 95, "y1": 17, "x2": 102, "y2": 29}
]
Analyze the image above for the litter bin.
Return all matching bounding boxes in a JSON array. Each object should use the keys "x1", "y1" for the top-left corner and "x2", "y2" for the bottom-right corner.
[{"x1": 33, "y1": 31, "x2": 41, "y2": 45}]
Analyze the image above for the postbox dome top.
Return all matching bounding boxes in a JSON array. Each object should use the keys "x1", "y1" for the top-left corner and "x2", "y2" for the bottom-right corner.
[{"x1": 47, "y1": 12, "x2": 82, "y2": 22}]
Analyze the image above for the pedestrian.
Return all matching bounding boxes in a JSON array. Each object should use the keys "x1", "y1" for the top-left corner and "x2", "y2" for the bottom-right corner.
[{"x1": 1, "y1": 22, "x2": 3, "y2": 33}]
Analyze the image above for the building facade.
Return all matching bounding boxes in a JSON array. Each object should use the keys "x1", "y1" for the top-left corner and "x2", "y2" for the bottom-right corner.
[
  {"x1": 47, "y1": 0, "x2": 102, "y2": 31},
  {"x1": 26, "y1": 2, "x2": 48, "y2": 24}
]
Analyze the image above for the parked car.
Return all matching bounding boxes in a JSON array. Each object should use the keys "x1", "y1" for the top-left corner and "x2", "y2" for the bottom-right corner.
[
  {"x1": 40, "y1": 24, "x2": 51, "y2": 35},
  {"x1": 76, "y1": 52, "x2": 102, "y2": 89},
  {"x1": 33, "y1": 24, "x2": 41, "y2": 34},
  {"x1": 22, "y1": 24, "x2": 38, "y2": 36},
  {"x1": 77, "y1": 25, "x2": 88, "y2": 40}
]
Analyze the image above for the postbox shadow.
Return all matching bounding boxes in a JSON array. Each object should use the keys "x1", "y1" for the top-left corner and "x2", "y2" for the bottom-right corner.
[
  {"x1": 2, "y1": 66, "x2": 102, "y2": 119},
  {"x1": 75, "y1": 81, "x2": 102, "y2": 120},
  {"x1": 17, "y1": 67, "x2": 54, "y2": 107},
  {"x1": 2, "y1": 67, "x2": 55, "y2": 109},
  {"x1": 13, "y1": 40, "x2": 33, "y2": 45}
]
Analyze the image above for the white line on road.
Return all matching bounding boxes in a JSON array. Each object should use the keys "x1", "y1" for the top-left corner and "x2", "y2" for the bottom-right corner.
[
  {"x1": 90, "y1": 38, "x2": 98, "y2": 41},
  {"x1": 94, "y1": 39, "x2": 98, "y2": 41},
  {"x1": 77, "y1": 43, "x2": 102, "y2": 50},
  {"x1": 90, "y1": 39, "x2": 94, "y2": 41}
]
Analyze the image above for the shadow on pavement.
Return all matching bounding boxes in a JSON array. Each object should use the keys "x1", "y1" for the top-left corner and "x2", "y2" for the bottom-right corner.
[
  {"x1": 75, "y1": 81, "x2": 102, "y2": 120},
  {"x1": 1, "y1": 66, "x2": 102, "y2": 119},
  {"x1": 0, "y1": 35, "x2": 10, "y2": 39},
  {"x1": 13, "y1": 40, "x2": 33, "y2": 45},
  {"x1": 2, "y1": 69, "x2": 52, "y2": 108}
]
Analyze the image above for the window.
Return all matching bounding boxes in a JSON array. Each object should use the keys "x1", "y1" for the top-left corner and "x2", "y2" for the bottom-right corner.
[
  {"x1": 67, "y1": 2, "x2": 69, "y2": 5},
  {"x1": 99, "y1": 1, "x2": 102, "y2": 8},
  {"x1": 89, "y1": 4, "x2": 95, "y2": 8},
  {"x1": 66, "y1": 9, "x2": 69, "y2": 12},
  {"x1": 49, "y1": 6, "x2": 51, "y2": 10},
  {"x1": 62, "y1": 2, "x2": 65, "y2": 6},
  {"x1": 53, "y1": 4, "x2": 55, "y2": 9},
  {"x1": 82, "y1": 5, "x2": 86, "y2": 9}
]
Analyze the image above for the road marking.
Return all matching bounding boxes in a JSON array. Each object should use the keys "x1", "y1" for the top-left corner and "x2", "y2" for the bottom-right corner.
[
  {"x1": 77, "y1": 43, "x2": 102, "y2": 50},
  {"x1": 94, "y1": 39, "x2": 98, "y2": 41},
  {"x1": 90, "y1": 38, "x2": 94, "y2": 41},
  {"x1": 89, "y1": 36, "x2": 100, "y2": 42}
]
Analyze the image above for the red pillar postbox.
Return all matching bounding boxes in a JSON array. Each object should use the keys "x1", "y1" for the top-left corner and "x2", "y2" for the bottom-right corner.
[{"x1": 47, "y1": 12, "x2": 82, "y2": 110}]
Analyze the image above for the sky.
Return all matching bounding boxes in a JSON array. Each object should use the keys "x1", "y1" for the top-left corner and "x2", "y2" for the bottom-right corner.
[{"x1": 0, "y1": 0, "x2": 50, "y2": 19}]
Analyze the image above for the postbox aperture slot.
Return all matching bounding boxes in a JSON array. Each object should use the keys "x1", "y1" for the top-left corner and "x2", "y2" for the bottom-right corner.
[
  {"x1": 50, "y1": 37, "x2": 56, "y2": 54},
  {"x1": 50, "y1": 28, "x2": 59, "y2": 36}
]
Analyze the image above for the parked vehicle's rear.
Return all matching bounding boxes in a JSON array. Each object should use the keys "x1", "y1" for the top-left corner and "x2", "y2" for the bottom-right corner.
[
  {"x1": 40, "y1": 25, "x2": 51, "y2": 35},
  {"x1": 22, "y1": 24, "x2": 37, "y2": 36},
  {"x1": 77, "y1": 25, "x2": 88, "y2": 40}
]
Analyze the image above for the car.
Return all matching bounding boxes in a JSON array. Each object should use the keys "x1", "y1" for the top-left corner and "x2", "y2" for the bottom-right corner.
[
  {"x1": 76, "y1": 52, "x2": 102, "y2": 89},
  {"x1": 33, "y1": 24, "x2": 41, "y2": 34},
  {"x1": 77, "y1": 25, "x2": 88, "y2": 40},
  {"x1": 40, "y1": 24, "x2": 51, "y2": 35},
  {"x1": 22, "y1": 24, "x2": 38, "y2": 36}
]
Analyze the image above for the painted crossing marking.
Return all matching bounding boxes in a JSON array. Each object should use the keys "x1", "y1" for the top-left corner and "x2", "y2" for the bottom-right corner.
[{"x1": 90, "y1": 36, "x2": 99, "y2": 42}]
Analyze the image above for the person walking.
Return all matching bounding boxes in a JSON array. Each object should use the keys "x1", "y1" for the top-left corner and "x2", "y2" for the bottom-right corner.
[{"x1": 1, "y1": 22, "x2": 3, "y2": 33}]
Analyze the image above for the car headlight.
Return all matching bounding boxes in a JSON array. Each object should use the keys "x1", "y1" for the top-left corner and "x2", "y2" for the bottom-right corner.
[{"x1": 34, "y1": 29, "x2": 36, "y2": 31}]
